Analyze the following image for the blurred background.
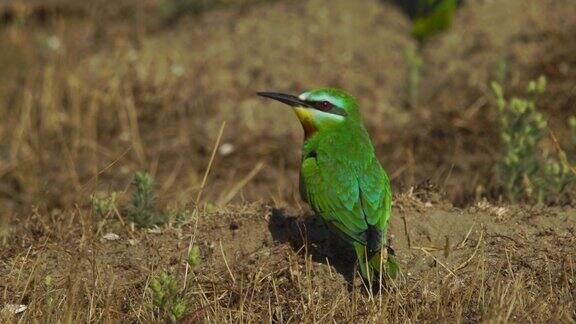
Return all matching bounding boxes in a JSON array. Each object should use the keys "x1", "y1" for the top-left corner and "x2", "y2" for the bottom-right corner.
[{"x1": 1, "y1": 0, "x2": 575, "y2": 216}]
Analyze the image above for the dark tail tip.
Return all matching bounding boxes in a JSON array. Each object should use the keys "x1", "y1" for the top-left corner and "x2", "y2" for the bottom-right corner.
[{"x1": 365, "y1": 225, "x2": 381, "y2": 253}]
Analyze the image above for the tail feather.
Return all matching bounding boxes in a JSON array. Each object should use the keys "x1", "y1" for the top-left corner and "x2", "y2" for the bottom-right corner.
[
  {"x1": 353, "y1": 243, "x2": 371, "y2": 281},
  {"x1": 353, "y1": 242, "x2": 399, "y2": 281}
]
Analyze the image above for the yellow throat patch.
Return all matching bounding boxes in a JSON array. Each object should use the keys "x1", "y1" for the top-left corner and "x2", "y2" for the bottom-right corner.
[{"x1": 294, "y1": 107, "x2": 317, "y2": 138}]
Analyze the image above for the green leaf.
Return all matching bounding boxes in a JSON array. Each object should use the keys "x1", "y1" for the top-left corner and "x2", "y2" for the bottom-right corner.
[{"x1": 187, "y1": 245, "x2": 201, "y2": 268}]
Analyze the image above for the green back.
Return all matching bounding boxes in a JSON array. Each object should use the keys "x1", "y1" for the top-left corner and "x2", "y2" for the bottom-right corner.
[{"x1": 298, "y1": 92, "x2": 392, "y2": 248}]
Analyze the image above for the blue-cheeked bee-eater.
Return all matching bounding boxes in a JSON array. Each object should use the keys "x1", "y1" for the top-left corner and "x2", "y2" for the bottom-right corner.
[{"x1": 258, "y1": 88, "x2": 398, "y2": 282}]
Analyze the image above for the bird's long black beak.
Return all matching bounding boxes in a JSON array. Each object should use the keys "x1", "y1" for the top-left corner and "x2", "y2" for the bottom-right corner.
[{"x1": 257, "y1": 92, "x2": 311, "y2": 108}]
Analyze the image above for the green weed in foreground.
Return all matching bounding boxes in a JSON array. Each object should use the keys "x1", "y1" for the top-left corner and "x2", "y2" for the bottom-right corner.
[
  {"x1": 150, "y1": 273, "x2": 187, "y2": 322},
  {"x1": 129, "y1": 171, "x2": 167, "y2": 228},
  {"x1": 150, "y1": 247, "x2": 201, "y2": 322},
  {"x1": 187, "y1": 245, "x2": 201, "y2": 268},
  {"x1": 90, "y1": 192, "x2": 118, "y2": 217},
  {"x1": 492, "y1": 76, "x2": 576, "y2": 203},
  {"x1": 43, "y1": 275, "x2": 54, "y2": 311}
]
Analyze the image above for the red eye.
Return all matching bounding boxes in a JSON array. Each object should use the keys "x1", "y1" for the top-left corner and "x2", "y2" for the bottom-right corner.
[{"x1": 319, "y1": 101, "x2": 332, "y2": 111}]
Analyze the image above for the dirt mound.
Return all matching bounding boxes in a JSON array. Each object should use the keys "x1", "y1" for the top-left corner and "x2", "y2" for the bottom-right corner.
[{"x1": 1, "y1": 200, "x2": 574, "y2": 322}]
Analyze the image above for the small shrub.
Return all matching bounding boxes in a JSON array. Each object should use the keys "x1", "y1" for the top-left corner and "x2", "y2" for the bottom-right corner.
[
  {"x1": 150, "y1": 273, "x2": 187, "y2": 322},
  {"x1": 129, "y1": 172, "x2": 167, "y2": 228},
  {"x1": 90, "y1": 192, "x2": 118, "y2": 217},
  {"x1": 491, "y1": 76, "x2": 576, "y2": 203}
]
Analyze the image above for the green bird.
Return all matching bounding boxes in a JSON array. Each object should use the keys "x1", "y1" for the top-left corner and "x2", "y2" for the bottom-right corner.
[{"x1": 258, "y1": 88, "x2": 398, "y2": 282}]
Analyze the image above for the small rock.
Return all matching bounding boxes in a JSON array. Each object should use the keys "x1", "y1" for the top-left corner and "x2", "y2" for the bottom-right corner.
[
  {"x1": 128, "y1": 239, "x2": 139, "y2": 246},
  {"x1": 147, "y1": 227, "x2": 162, "y2": 234},
  {"x1": 46, "y1": 36, "x2": 61, "y2": 52},
  {"x1": 102, "y1": 233, "x2": 120, "y2": 241},
  {"x1": 219, "y1": 143, "x2": 235, "y2": 156},
  {"x1": 170, "y1": 64, "x2": 185, "y2": 77},
  {"x1": 3, "y1": 304, "x2": 27, "y2": 314}
]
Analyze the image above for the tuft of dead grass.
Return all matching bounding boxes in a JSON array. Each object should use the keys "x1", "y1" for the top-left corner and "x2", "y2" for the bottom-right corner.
[{"x1": 1, "y1": 203, "x2": 574, "y2": 322}]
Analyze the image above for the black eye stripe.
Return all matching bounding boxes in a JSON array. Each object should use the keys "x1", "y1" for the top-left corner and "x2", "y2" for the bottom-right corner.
[
  {"x1": 305, "y1": 100, "x2": 348, "y2": 117},
  {"x1": 314, "y1": 101, "x2": 333, "y2": 111},
  {"x1": 328, "y1": 107, "x2": 348, "y2": 117}
]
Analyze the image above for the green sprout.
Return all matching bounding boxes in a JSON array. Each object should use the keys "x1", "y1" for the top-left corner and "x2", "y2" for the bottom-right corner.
[
  {"x1": 187, "y1": 245, "x2": 201, "y2": 268},
  {"x1": 129, "y1": 171, "x2": 167, "y2": 228},
  {"x1": 170, "y1": 299, "x2": 187, "y2": 322},
  {"x1": 90, "y1": 192, "x2": 118, "y2": 217},
  {"x1": 150, "y1": 272, "x2": 187, "y2": 322},
  {"x1": 44, "y1": 275, "x2": 54, "y2": 310}
]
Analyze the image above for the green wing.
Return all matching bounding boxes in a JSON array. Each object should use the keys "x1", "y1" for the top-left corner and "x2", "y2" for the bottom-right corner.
[
  {"x1": 359, "y1": 156, "x2": 392, "y2": 239},
  {"x1": 300, "y1": 157, "x2": 365, "y2": 243},
  {"x1": 300, "y1": 155, "x2": 392, "y2": 246}
]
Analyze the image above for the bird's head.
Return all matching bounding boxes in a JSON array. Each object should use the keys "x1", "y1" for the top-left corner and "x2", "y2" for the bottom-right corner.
[{"x1": 258, "y1": 88, "x2": 359, "y2": 137}]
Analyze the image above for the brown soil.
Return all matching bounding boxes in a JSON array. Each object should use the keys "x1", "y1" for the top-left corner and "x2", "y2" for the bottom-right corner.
[{"x1": 1, "y1": 197, "x2": 574, "y2": 322}]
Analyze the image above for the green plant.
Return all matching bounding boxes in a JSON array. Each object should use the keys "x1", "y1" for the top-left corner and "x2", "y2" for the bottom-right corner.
[
  {"x1": 44, "y1": 275, "x2": 54, "y2": 310},
  {"x1": 411, "y1": 0, "x2": 458, "y2": 42},
  {"x1": 150, "y1": 273, "x2": 187, "y2": 322},
  {"x1": 404, "y1": 45, "x2": 424, "y2": 108},
  {"x1": 492, "y1": 76, "x2": 575, "y2": 203},
  {"x1": 90, "y1": 192, "x2": 118, "y2": 217},
  {"x1": 569, "y1": 116, "x2": 576, "y2": 143},
  {"x1": 129, "y1": 172, "x2": 167, "y2": 228},
  {"x1": 187, "y1": 245, "x2": 201, "y2": 268}
]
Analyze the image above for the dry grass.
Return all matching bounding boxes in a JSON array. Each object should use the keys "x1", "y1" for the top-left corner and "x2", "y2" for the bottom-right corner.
[
  {"x1": 1, "y1": 0, "x2": 576, "y2": 322},
  {"x1": 0, "y1": 201, "x2": 574, "y2": 322}
]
